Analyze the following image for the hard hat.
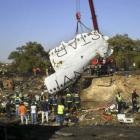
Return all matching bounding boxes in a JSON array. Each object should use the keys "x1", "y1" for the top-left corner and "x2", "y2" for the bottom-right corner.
[{"x1": 133, "y1": 88, "x2": 136, "y2": 92}]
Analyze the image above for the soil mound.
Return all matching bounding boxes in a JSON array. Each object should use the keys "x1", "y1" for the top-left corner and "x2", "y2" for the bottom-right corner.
[{"x1": 81, "y1": 75, "x2": 140, "y2": 102}]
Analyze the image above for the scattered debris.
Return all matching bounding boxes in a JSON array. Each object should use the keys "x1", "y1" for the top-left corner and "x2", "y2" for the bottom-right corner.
[
  {"x1": 101, "y1": 114, "x2": 111, "y2": 120},
  {"x1": 117, "y1": 114, "x2": 133, "y2": 123}
]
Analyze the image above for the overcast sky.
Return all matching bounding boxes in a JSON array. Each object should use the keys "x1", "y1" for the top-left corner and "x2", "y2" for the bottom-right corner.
[{"x1": 0, "y1": 0, "x2": 140, "y2": 63}]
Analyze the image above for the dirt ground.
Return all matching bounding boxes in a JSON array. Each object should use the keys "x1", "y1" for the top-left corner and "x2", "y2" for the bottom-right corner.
[{"x1": 1, "y1": 72, "x2": 140, "y2": 140}]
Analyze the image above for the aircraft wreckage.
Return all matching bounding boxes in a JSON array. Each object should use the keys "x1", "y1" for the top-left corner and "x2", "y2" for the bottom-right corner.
[{"x1": 44, "y1": 0, "x2": 113, "y2": 94}]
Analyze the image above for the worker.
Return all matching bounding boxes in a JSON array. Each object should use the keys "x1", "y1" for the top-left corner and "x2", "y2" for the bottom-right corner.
[
  {"x1": 11, "y1": 93, "x2": 16, "y2": 105},
  {"x1": 90, "y1": 65, "x2": 94, "y2": 75},
  {"x1": 31, "y1": 101, "x2": 37, "y2": 124},
  {"x1": 15, "y1": 94, "x2": 20, "y2": 117},
  {"x1": 94, "y1": 64, "x2": 100, "y2": 77},
  {"x1": 31, "y1": 98, "x2": 38, "y2": 106},
  {"x1": 11, "y1": 81, "x2": 15, "y2": 92},
  {"x1": 132, "y1": 88, "x2": 139, "y2": 113},
  {"x1": 52, "y1": 95, "x2": 58, "y2": 118},
  {"x1": 116, "y1": 92, "x2": 122, "y2": 113},
  {"x1": 10, "y1": 100, "x2": 15, "y2": 114},
  {"x1": 74, "y1": 93, "x2": 81, "y2": 111},
  {"x1": 66, "y1": 93, "x2": 73, "y2": 113},
  {"x1": 8, "y1": 82, "x2": 12, "y2": 91},
  {"x1": 19, "y1": 92, "x2": 24, "y2": 102},
  {"x1": 0, "y1": 81, "x2": 3, "y2": 91},
  {"x1": 0, "y1": 100, "x2": 3, "y2": 116},
  {"x1": 40, "y1": 90, "x2": 46, "y2": 102},
  {"x1": 33, "y1": 68, "x2": 36, "y2": 76},
  {"x1": 24, "y1": 100, "x2": 31, "y2": 121},
  {"x1": 41, "y1": 97, "x2": 49, "y2": 125},
  {"x1": 48, "y1": 94, "x2": 53, "y2": 112},
  {"x1": 19, "y1": 81, "x2": 23, "y2": 93},
  {"x1": 6, "y1": 100, "x2": 12, "y2": 123},
  {"x1": 19, "y1": 101, "x2": 28, "y2": 125},
  {"x1": 57, "y1": 101, "x2": 65, "y2": 127},
  {"x1": 25, "y1": 82, "x2": 29, "y2": 91}
]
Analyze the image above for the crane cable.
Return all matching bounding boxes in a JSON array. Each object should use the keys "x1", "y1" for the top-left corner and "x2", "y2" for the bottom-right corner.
[{"x1": 75, "y1": 0, "x2": 91, "y2": 35}]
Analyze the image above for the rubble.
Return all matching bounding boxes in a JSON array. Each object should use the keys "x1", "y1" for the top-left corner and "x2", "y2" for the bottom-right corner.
[{"x1": 117, "y1": 114, "x2": 133, "y2": 123}]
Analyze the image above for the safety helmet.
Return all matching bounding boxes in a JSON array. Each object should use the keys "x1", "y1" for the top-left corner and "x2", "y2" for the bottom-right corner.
[{"x1": 133, "y1": 88, "x2": 136, "y2": 92}]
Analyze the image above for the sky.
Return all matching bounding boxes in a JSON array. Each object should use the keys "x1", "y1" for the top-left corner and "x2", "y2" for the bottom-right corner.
[{"x1": 0, "y1": 0, "x2": 140, "y2": 63}]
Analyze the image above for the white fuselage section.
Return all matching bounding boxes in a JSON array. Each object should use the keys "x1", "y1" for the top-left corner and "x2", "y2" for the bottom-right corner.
[{"x1": 45, "y1": 31, "x2": 112, "y2": 94}]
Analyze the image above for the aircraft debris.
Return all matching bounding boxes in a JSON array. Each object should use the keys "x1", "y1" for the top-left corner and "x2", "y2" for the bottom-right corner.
[{"x1": 117, "y1": 114, "x2": 133, "y2": 123}]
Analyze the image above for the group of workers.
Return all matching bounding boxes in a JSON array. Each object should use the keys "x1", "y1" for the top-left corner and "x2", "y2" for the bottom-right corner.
[
  {"x1": 116, "y1": 88, "x2": 139, "y2": 113},
  {"x1": 0, "y1": 88, "x2": 81, "y2": 126},
  {"x1": 89, "y1": 63, "x2": 114, "y2": 77}
]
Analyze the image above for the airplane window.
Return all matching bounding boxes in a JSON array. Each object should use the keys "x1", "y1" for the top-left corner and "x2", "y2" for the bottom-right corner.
[
  {"x1": 60, "y1": 84, "x2": 63, "y2": 87},
  {"x1": 77, "y1": 38, "x2": 80, "y2": 41},
  {"x1": 54, "y1": 88, "x2": 56, "y2": 90},
  {"x1": 57, "y1": 86, "x2": 59, "y2": 89},
  {"x1": 51, "y1": 53, "x2": 53, "y2": 55},
  {"x1": 50, "y1": 89, "x2": 52, "y2": 92},
  {"x1": 84, "y1": 35, "x2": 86, "y2": 38}
]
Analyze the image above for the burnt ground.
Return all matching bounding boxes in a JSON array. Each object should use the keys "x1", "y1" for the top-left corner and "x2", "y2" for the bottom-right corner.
[{"x1": 1, "y1": 124, "x2": 140, "y2": 140}]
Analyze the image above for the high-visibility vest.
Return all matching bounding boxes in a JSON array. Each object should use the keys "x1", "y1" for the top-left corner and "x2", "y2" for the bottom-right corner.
[
  {"x1": 57, "y1": 105, "x2": 64, "y2": 114},
  {"x1": 66, "y1": 94, "x2": 72, "y2": 103},
  {"x1": 15, "y1": 97, "x2": 20, "y2": 107},
  {"x1": 12, "y1": 95, "x2": 16, "y2": 99},
  {"x1": 24, "y1": 102, "x2": 30, "y2": 111},
  {"x1": 19, "y1": 94, "x2": 23, "y2": 98},
  {"x1": 74, "y1": 95, "x2": 80, "y2": 103},
  {"x1": 117, "y1": 95, "x2": 122, "y2": 102}
]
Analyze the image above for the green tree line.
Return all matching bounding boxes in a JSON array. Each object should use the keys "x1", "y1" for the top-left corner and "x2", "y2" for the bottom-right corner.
[
  {"x1": 108, "y1": 34, "x2": 140, "y2": 70},
  {"x1": 8, "y1": 41, "x2": 49, "y2": 75}
]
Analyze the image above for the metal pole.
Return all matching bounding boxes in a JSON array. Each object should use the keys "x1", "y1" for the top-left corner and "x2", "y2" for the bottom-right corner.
[{"x1": 88, "y1": 0, "x2": 99, "y2": 32}]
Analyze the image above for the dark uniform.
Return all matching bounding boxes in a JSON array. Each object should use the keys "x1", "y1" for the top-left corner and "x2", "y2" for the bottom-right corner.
[
  {"x1": 48, "y1": 95, "x2": 53, "y2": 112},
  {"x1": 11, "y1": 81, "x2": 15, "y2": 92},
  {"x1": 94, "y1": 64, "x2": 100, "y2": 77},
  {"x1": 74, "y1": 94, "x2": 81, "y2": 111},
  {"x1": 0, "y1": 101, "x2": 3, "y2": 116},
  {"x1": 24, "y1": 101, "x2": 31, "y2": 120},
  {"x1": 53, "y1": 96, "x2": 57, "y2": 116},
  {"x1": 15, "y1": 96, "x2": 20, "y2": 117},
  {"x1": 132, "y1": 90, "x2": 139, "y2": 113},
  {"x1": 6, "y1": 102, "x2": 12, "y2": 122},
  {"x1": 25, "y1": 82, "x2": 29, "y2": 91},
  {"x1": 66, "y1": 93, "x2": 73, "y2": 112}
]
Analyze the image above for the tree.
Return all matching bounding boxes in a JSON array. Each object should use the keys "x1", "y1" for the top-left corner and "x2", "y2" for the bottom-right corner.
[
  {"x1": 108, "y1": 34, "x2": 140, "y2": 70},
  {"x1": 8, "y1": 42, "x2": 49, "y2": 74}
]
